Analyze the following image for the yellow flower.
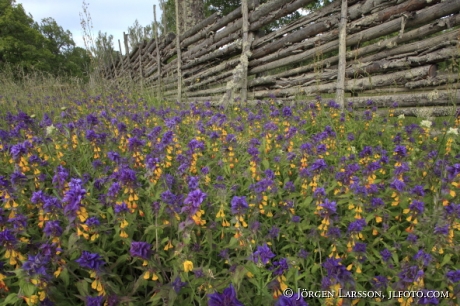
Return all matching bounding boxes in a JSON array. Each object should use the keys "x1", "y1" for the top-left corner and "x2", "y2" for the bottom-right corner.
[{"x1": 183, "y1": 260, "x2": 194, "y2": 273}]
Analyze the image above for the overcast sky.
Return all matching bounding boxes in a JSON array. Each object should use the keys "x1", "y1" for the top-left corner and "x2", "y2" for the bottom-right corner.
[{"x1": 18, "y1": 0, "x2": 162, "y2": 51}]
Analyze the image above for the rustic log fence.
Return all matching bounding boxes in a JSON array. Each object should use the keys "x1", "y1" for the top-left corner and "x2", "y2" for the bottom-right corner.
[{"x1": 104, "y1": 0, "x2": 460, "y2": 115}]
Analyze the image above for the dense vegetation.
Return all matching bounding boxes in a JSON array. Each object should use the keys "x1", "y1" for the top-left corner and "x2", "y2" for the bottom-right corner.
[{"x1": 0, "y1": 88, "x2": 459, "y2": 305}]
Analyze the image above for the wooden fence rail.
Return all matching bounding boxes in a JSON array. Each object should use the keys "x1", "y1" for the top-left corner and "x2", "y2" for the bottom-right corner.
[{"x1": 103, "y1": 0, "x2": 460, "y2": 115}]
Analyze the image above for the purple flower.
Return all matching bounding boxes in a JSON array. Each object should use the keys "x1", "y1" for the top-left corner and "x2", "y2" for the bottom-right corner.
[
  {"x1": 398, "y1": 265, "x2": 424, "y2": 283},
  {"x1": 409, "y1": 200, "x2": 424, "y2": 214},
  {"x1": 313, "y1": 187, "x2": 326, "y2": 198},
  {"x1": 271, "y1": 258, "x2": 289, "y2": 276},
  {"x1": 85, "y1": 296, "x2": 104, "y2": 306},
  {"x1": 418, "y1": 290, "x2": 439, "y2": 305},
  {"x1": 85, "y1": 217, "x2": 100, "y2": 227},
  {"x1": 327, "y1": 227, "x2": 341, "y2": 239},
  {"x1": 298, "y1": 249, "x2": 309, "y2": 259},
  {"x1": 187, "y1": 176, "x2": 199, "y2": 190},
  {"x1": 0, "y1": 229, "x2": 17, "y2": 247},
  {"x1": 434, "y1": 224, "x2": 449, "y2": 235},
  {"x1": 389, "y1": 179, "x2": 405, "y2": 192},
  {"x1": 413, "y1": 250, "x2": 432, "y2": 267},
  {"x1": 44, "y1": 220, "x2": 63, "y2": 237},
  {"x1": 407, "y1": 233, "x2": 418, "y2": 243},
  {"x1": 310, "y1": 159, "x2": 327, "y2": 172},
  {"x1": 371, "y1": 197, "x2": 385, "y2": 208},
  {"x1": 446, "y1": 270, "x2": 460, "y2": 283},
  {"x1": 380, "y1": 249, "x2": 392, "y2": 262},
  {"x1": 251, "y1": 244, "x2": 275, "y2": 265},
  {"x1": 130, "y1": 241, "x2": 152, "y2": 260},
  {"x1": 320, "y1": 199, "x2": 337, "y2": 216},
  {"x1": 276, "y1": 293, "x2": 308, "y2": 306},
  {"x1": 172, "y1": 276, "x2": 187, "y2": 293},
  {"x1": 394, "y1": 145, "x2": 407, "y2": 157},
  {"x1": 348, "y1": 219, "x2": 366, "y2": 233},
  {"x1": 22, "y1": 254, "x2": 50, "y2": 277},
  {"x1": 76, "y1": 251, "x2": 105, "y2": 271},
  {"x1": 412, "y1": 185, "x2": 425, "y2": 197},
  {"x1": 353, "y1": 242, "x2": 367, "y2": 253},
  {"x1": 282, "y1": 106, "x2": 293, "y2": 117},
  {"x1": 371, "y1": 275, "x2": 388, "y2": 290},
  {"x1": 267, "y1": 226, "x2": 280, "y2": 239},
  {"x1": 230, "y1": 196, "x2": 249, "y2": 215},
  {"x1": 63, "y1": 179, "x2": 86, "y2": 222},
  {"x1": 208, "y1": 284, "x2": 244, "y2": 306},
  {"x1": 291, "y1": 216, "x2": 301, "y2": 223},
  {"x1": 445, "y1": 203, "x2": 460, "y2": 219},
  {"x1": 322, "y1": 258, "x2": 354, "y2": 286},
  {"x1": 114, "y1": 202, "x2": 129, "y2": 214},
  {"x1": 181, "y1": 189, "x2": 207, "y2": 216},
  {"x1": 107, "y1": 182, "x2": 121, "y2": 198}
]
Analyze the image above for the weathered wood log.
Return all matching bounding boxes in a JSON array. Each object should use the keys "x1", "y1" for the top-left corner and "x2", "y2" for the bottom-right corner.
[
  {"x1": 354, "y1": 28, "x2": 460, "y2": 65},
  {"x1": 186, "y1": 86, "x2": 227, "y2": 97},
  {"x1": 251, "y1": 15, "x2": 339, "y2": 60},
  {"x1": 267, "y1": 13, "x2": 460, "y2": 81},
  {"x1": 250, "y1": 65, "x2": 435, "y2": 98},
  {"x1": 186, "y1": 72, "x2": 233, "y2": 91},
  {"x1": 249, "y1": 0, "x2": 460, "y2": 75},
  {"x1": 163, "y1": 0, "x2": 314, "y2": 75},
  {"x1": 248, "y1": 0, "x2": 317, "y2": 32},
  {"x1": 180, "y1": 0, "x2": 258, "y2": 48},
  {"x1": 406, "y1": 73, "x2": 460, "y2": 89},
  {"x1": 380, "y1": 106, "x2": 459, "y2": 117},
  {"x1": 347, "y1": 0, "x2": 440, "y2": 33},
  {"x1": 183, "y1": 58, "x2": 240, "y2": 85},
  {"x1": 249, "y1": 0, "x2": 417, "y2": 67},
  {"x1": 347, "y1": 89, "x2": 460, "y2": 109}
]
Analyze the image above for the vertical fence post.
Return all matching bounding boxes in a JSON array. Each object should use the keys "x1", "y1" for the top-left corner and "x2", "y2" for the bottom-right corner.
[
  {"x1": 123, "y1": 32, "x2": 132, "y2": 81},
  {"x1": 139, "y1": 41, "x2": 144, "y2": 92},
  {"x1": 336, "y1": 0, "x2": 348, "y2": 108},
  {"x1": 118, "y1": 39, "x2": 126, "y2": 86},
  {"x1": 241, "y1": 0, "x2": 251, "y2": 103},
  {"x1": 153, "y1": 5, "x2": 162, "y2": 101},
  {"x1": 174, "y1": 0, "x2": 182, "y2": 103}
]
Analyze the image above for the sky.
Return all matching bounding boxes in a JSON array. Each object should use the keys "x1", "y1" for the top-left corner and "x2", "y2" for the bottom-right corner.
[{"x1": 17, "y1": 0, "x2": 162, "y2": 51}]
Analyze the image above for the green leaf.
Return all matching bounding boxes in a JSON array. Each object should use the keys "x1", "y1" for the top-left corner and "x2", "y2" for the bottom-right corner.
[
  {"x1": 67, "y1": 233, "x2": 79, "y2": 249},
  {"x1": 441, "y1": 254, "x2": 452, "y2": 267},
  {"x1": 76, "y1": 280, "x2": 89, "y2": 296},
  {"x1": 262, "y1": 159, "x2": 269, "y2": 170},
  {"x1": 22, "y1": 281, "x2": 36, "y2": 296},
  {"x1": 60, "y1": 267, "x2": 70, "y2": 287},
  {"x1": 0, "y1": 293, "x2": 20, "y2": 306}
]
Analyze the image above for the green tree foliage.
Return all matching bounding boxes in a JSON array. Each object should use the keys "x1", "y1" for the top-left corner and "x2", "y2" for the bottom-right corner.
[
  {"x1": 159, "y1": 0, "x2": 331, "y2": 37},
  {"x1": 0, "y1": 0, "x2": 53, "y2": 72},
  {"x1": 0, "y1": 0, "x2": 90, "y2": 79}
]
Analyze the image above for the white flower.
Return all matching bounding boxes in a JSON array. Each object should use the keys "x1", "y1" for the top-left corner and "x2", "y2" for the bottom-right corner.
[
  {"x1": 350, "y1": 146, "x2": 356, "y2": 154},
  {"x1": 420, "y1": 120, "x2": 432, "y2": 128},
  {"x1": 398, "y1": 114, "x2": 405, "y2": 120},
  {"x1": 447, "y1": 128, "x2": 459, "y2": 135},
  {"x1": 46, "y1": 124, "x2": 56, "y2": 136}
]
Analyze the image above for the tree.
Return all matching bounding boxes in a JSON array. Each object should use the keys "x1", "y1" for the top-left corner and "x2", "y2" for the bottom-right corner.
[
  {"x1": 160, "y1": 0, "x2": 205, "y2": 34},
  {"x1": 37, "y1": 17, "x2": 74, "y2": 56},
  {"x1": 0, "y1": 0, "x2": 53, "y2": 72}
]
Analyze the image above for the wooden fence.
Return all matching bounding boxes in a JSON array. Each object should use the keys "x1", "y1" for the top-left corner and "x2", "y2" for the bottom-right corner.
[{"x1": 103, "y1": 0, "x2": 460, "y2": 115}]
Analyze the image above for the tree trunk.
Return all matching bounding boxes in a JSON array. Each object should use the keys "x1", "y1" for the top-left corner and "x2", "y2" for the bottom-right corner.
[{"x1": 182, "y1": 0, "x2": 205, "y2": 34}]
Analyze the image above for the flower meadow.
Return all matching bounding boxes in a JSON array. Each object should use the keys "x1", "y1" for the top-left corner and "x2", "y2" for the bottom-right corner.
[{"x1": 0, "y1": 90, "x2": 460, "y2": 306}]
